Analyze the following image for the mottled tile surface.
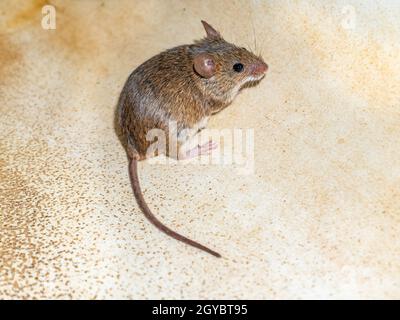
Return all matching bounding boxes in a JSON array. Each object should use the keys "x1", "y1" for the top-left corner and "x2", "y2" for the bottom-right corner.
[{"x1": 0, "y1": 0, "x2": 399, "y2": 299}]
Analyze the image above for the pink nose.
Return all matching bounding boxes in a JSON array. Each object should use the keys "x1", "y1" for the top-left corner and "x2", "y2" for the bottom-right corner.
[{"x1": 251, "y1": 62, "x2": 268, "y2": 75}]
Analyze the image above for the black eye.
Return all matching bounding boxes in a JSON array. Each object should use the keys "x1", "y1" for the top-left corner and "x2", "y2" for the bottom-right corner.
[{"x1": 233, "y1": 63, "x2": 244, "y2": 72}]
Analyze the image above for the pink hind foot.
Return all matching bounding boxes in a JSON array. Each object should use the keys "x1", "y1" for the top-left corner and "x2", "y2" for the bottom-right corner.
[{"x1": 179, "y1": 140, "x2": 218, "y2": 160}]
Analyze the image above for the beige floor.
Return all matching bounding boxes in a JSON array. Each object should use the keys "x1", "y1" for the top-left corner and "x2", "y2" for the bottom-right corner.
[{"x1": 1, "y1": 0, "x2": 399, "y2": 299}]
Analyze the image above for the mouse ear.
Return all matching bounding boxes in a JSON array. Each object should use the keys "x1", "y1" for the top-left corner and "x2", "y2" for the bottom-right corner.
[
  {"x1": 201, "y1": 20, "x2": 222, "y2": 40},
  {"x1": 193, "y1": 53, "x2": 216, "y2": 78}
]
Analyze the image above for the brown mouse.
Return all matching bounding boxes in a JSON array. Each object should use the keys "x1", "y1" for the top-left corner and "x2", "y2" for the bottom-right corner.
[{"x1": 117, "y1": 20, "x2": 268, "y2": 258}]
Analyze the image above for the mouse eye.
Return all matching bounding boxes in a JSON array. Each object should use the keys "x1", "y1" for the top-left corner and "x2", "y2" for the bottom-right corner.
[{"x1": 233, "y1": 63, "x2": 244, "y2": 73}]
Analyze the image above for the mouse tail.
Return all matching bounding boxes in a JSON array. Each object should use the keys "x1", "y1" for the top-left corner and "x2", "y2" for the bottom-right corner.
[{"x1": 129, "y1": 158, "x2": 221, "y2": 258}]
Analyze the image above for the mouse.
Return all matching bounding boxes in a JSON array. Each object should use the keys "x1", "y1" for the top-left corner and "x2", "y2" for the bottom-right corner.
[{"x1": 117, "y1": 20, "x2": 268, "y2": 258}]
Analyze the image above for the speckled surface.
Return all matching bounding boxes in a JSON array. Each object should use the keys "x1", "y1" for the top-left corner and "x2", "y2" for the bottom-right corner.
[{"x1": 1, "y1": 0, "x2": 399, "y2": 299}]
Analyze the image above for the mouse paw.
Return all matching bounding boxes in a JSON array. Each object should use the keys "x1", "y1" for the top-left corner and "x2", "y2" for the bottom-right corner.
[{"x1": 180, "y1": 140, "x2": 218, "y2": 160}]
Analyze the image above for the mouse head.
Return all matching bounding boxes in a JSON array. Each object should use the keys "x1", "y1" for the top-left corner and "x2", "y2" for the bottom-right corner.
[{"x1": 191, "y1": 21, "x2": 268, "y2": 101}]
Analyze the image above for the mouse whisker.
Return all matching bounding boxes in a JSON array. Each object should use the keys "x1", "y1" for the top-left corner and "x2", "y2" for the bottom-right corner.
[
  {"x1": 251, "y1": 19, "x2": 257, "y2": 54},
  {"x1": 258, "y1": 25, "x2": 267, "y2": 58}
]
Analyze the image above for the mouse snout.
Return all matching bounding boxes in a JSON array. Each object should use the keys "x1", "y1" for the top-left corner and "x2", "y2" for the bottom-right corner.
[{"x1": 250, "y1": 62, "x2": 268, "y2": 76}]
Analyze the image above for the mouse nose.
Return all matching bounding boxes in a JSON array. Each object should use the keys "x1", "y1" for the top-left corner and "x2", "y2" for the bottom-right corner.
[{"x1": 251, "y1": 62, "x2": 268, "y2": 75}]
